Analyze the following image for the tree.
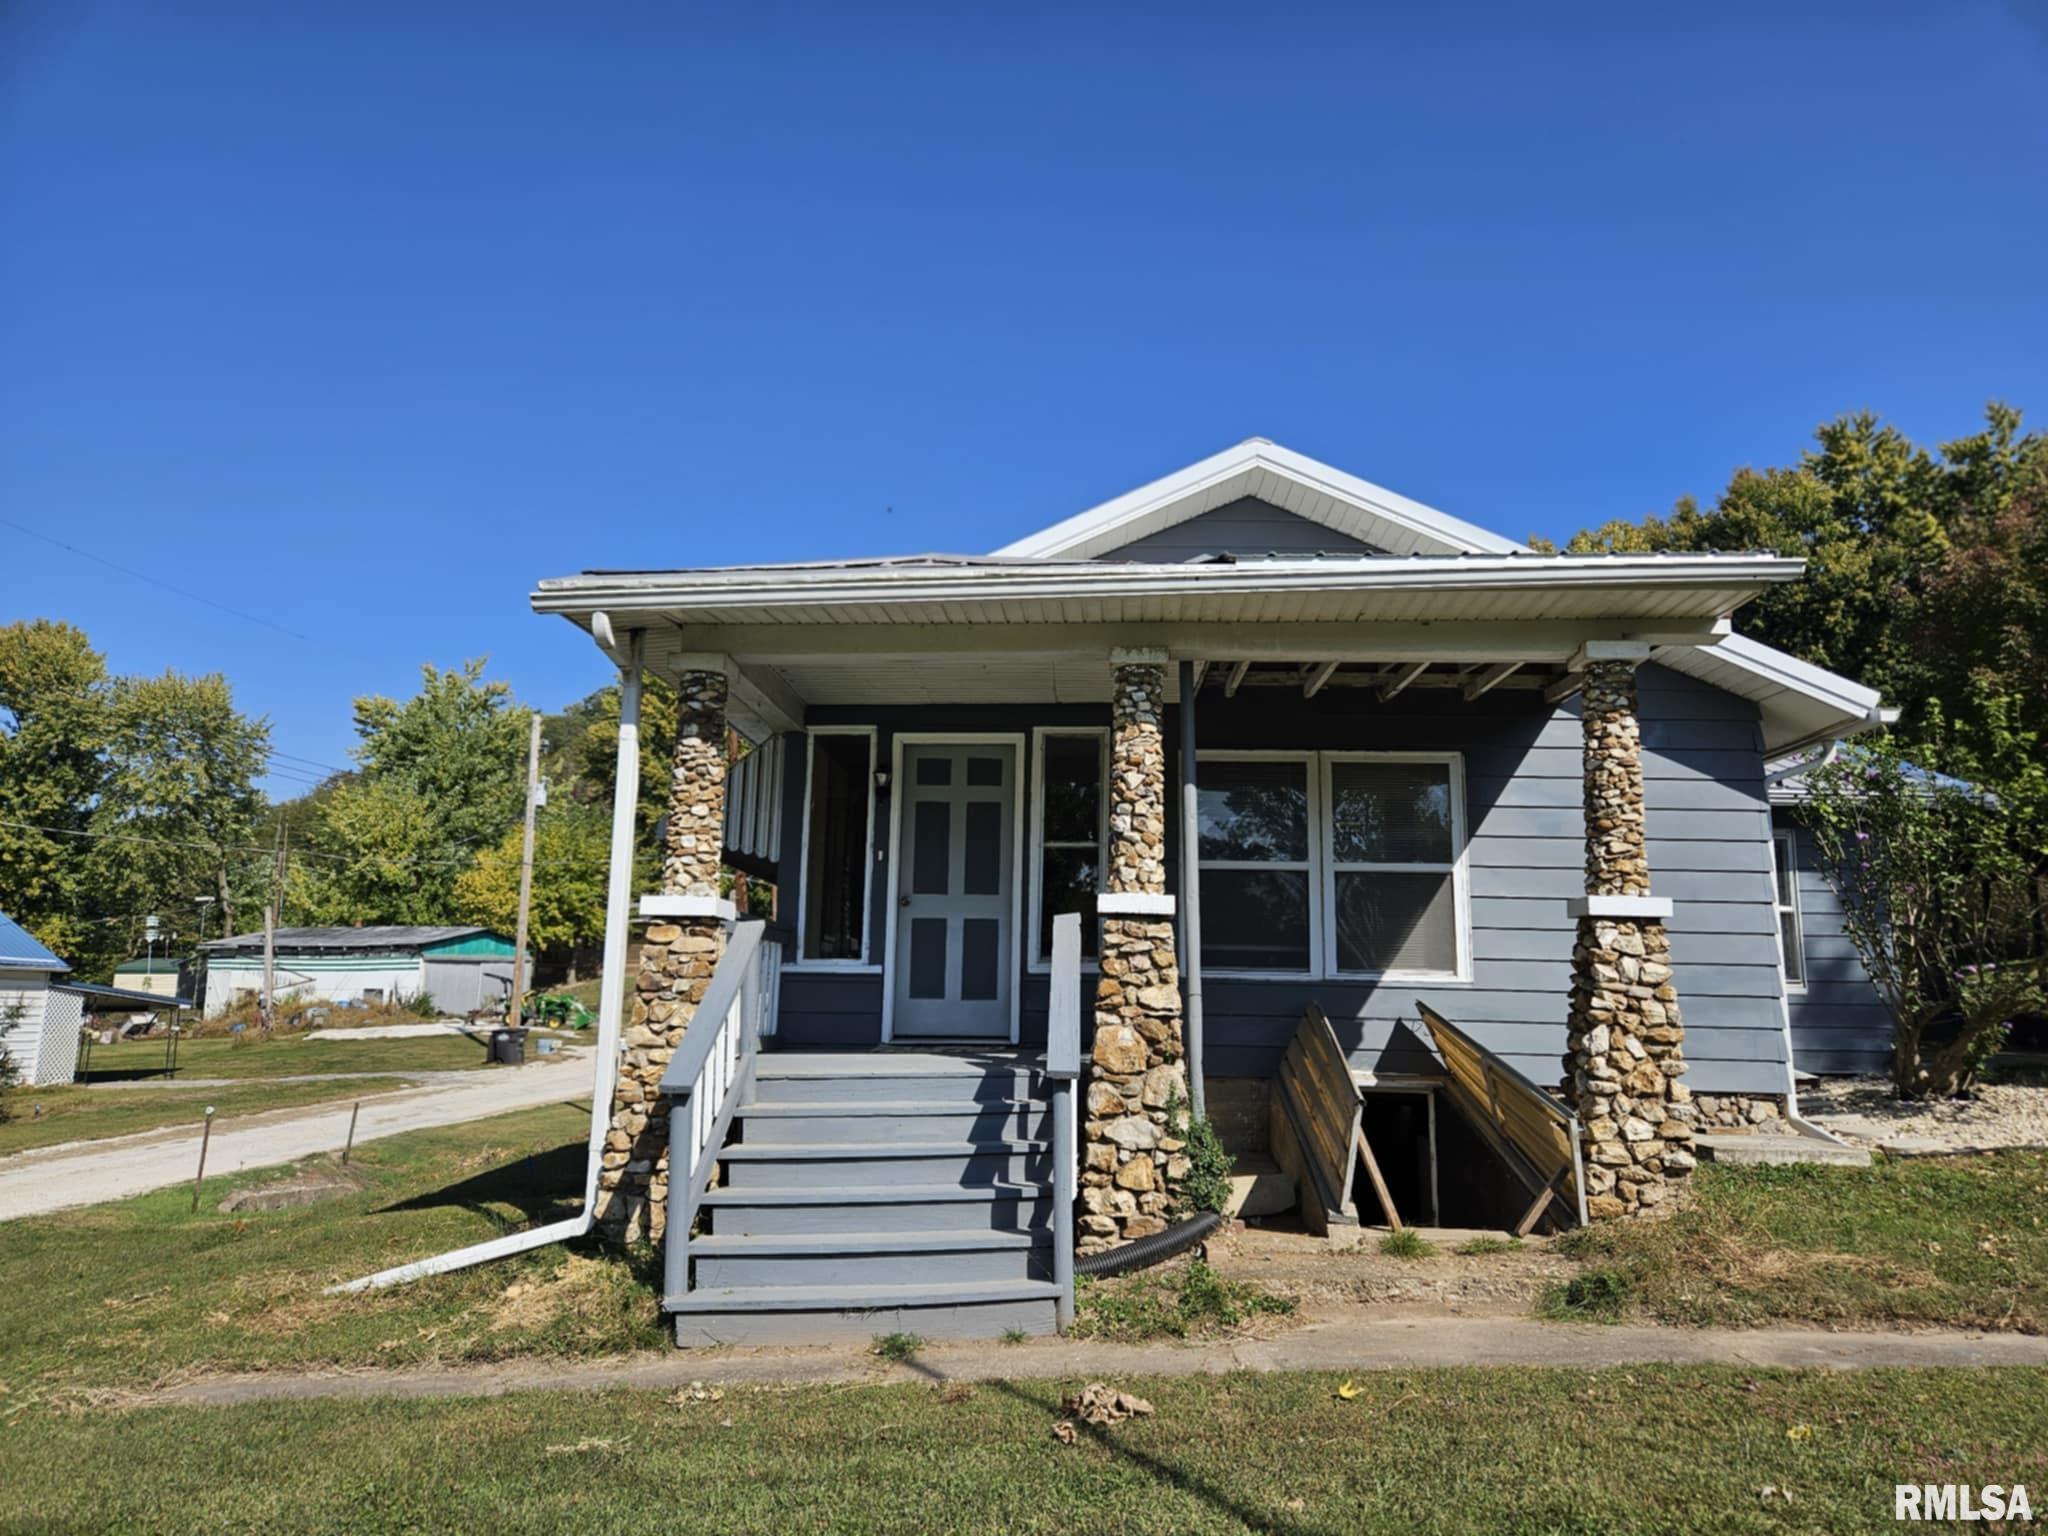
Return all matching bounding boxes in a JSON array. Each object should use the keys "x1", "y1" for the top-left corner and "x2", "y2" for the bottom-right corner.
[
  {"x1": 453, "y1": 805, "x2": 612, "y2": 981},
  {"x1": 318, "y1": 660, "x2": 534, "y2": 921},
  {"x1": 0, "y1": 621, "x2": 112, "y2": 969},
  {"x1": 1805, "y1": 737, "x2": 2045, "y2": 1099},
  {"x1": 91, "y1": 669, "x2": 269, "y2": 956}
]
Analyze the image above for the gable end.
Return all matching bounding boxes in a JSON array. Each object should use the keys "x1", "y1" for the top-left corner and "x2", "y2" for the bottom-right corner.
[{"x1": 1096, "y1": 496, "x2": 1385, "y2": 562}]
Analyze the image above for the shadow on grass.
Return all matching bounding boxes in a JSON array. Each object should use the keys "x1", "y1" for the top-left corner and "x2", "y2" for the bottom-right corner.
[
  {"x1": 377, "y1": 1139, "x2": 586, "y2": 1230},
  {"x1": 895, "y1": 1351, "x2": 1304, "y2": 1536}
]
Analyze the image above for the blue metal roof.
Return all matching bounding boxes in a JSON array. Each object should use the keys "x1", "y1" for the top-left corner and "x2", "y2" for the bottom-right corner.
[{"x1": 0, "y1": 911, "x2": 69, "y2": 973}]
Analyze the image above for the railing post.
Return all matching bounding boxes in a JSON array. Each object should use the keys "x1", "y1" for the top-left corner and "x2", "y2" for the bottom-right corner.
[
  {"x1": 664, "y1": 1097, "x2": 690, "y2": 1303},
  {"x1": 1047, "y1": 911, "x2": 1082, "y2": 1331}
]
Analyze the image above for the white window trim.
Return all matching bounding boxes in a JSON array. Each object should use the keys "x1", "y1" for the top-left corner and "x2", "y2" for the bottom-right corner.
[
  {"x1": 1773, "y1": 830, "x2": 1806, "y2": 994},
  {"x1": 1194, "y1": 749, "x2": 1324, "y2": 979},
  {"x1": 1192, "y1": 748, "x2": 1472, "y2": 984},
  {"x1": 1027, "y1": 727, "x2": 1109, "y2": 975},
  {"x1": 1320, "y1": 751, "x2": 1471, "y2": 985},
  {"x1": 788, "y1": 726, "x2": 881, "y2": 973}
]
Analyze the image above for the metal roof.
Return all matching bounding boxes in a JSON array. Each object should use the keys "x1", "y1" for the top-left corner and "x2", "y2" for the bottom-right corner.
[
  {"x1": 57, "y1": 980, "x2": 195, "y2": 1009},
  {"x1": 0, "y1": 911, "x2": 68, "y2": 973},
  {"x1": 199, "y1": 925, "x2": 490, "y2": 955},
  {"x1": 114, "y1": 957, "x2": 184, "y2": 974}
]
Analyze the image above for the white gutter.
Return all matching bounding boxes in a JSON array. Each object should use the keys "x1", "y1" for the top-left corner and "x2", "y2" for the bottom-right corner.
[
  {"x1": 533, "y1": 552, "x2": 1804, "y2": 617},
  {"x1": 331, "y1": 632, "x2": 645, "y2": 1293}
]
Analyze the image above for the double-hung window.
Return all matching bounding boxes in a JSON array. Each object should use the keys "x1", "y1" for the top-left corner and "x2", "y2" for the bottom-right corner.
[
  {"x1": 1325, "y1": 755, "x2": 1465, "y2": 979},
  {"x1": 1031, "y1": 730, "x2": 1107, "y2": 965},
  {"x1": 1197, "y1": 756, "x2": 1317, "y2": 973},
  {"x1": 1195, "y1": 750, "x2": 1468, "y2": 981},
  {"x1": 1772, "y1": 832, "x2": 1805, "y2": 990}
]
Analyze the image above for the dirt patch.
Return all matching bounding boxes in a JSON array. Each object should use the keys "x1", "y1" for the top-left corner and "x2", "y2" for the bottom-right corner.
[
  {"x1": 491, "y1": 1255, "x2": 615, "y2": 1333},
  {"x1": 1205, "y1": 1220, "x2": 1577, "y2": 1311}
]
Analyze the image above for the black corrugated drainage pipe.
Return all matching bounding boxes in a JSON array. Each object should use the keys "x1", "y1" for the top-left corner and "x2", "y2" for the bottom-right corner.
[{"x1": 1074, "y1": 1210, "x2": 1223, "y2": 1279}]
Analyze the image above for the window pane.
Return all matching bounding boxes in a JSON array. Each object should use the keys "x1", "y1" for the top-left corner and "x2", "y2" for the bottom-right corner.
[
  {"x1": 801, "y1": 733, "x2": 871, "y2": 961},
  {"x1": 1198, "y1": 761, "x2": 1308, "y2": 862},
  {"x1": 1780, "y1": 911, "x2": 1804, "y2": 985},
  {"x1": 1041, "y1": 736, "x2": 1101, "y2": 845},
  {"x1": 1331, "y1": 761, "x2": 1453, "y2": 863},
  {"x1": 1773, "y1": 837, "x2": 1795, "y2": 907},
  {"x1": 1199, "y1": 868, "x2": 1311, "y2": 971},
  {"x1": 1038, "y1": 847, "x2": 1100, "y2": 960},
  {"x1": 1333, "y1": 871, "x2": 1457, "y2": 973}
]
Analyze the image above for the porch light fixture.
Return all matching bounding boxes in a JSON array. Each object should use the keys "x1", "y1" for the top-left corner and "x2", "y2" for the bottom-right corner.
[{"x1": 873, "y1": 770, "x2": 890, "y2": 793}]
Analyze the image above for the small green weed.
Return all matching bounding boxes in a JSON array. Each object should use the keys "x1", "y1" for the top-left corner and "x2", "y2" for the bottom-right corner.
[
  {"x1": 872, "y1": 1332, "x2": 923, "y2": 1362},
  {"x1": 1074, "y1": 1260, "x2": 1294, "y2": 1341},
  {"x1": 999, "y1": 1328, "x2": 1030, "y2": 1345},
  {"x1": 1541, "y1": 1266, "x2": 1636, "y2": 1321},
  {"x1": 1453, "y1": 1235, "x2": 1522, "y2": 1256},
  {"x1": 1378, "y1": 1229, "x2": 1436, "y2": 1259}
]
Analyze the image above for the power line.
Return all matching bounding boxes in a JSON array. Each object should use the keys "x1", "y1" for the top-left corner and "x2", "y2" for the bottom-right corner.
[
  {"x1": 0, "y1": 816, "x2": 600, "y2": 876},
  {"x1": 1, "y1": 515, "x2": 314, "y2": 642}
]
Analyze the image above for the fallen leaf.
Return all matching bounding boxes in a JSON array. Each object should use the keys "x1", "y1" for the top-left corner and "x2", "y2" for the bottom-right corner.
[
  {"x1": 1336, "y1": 1380, "x2": 1363, "y2": 1401},
  {"x1": 1052, "y1": 1420, "x2": 1077, "y2": 1445},
  {"x1": 1060, "y1": 1382, "x2": 1154, "y2": 1427},
  {"x1": 1786, "y1": 1424, "x2": 1812, "y2": 1442},
  {"x1": 1282, "y1": 1497, "x2": 1307, "y2": 1512}
]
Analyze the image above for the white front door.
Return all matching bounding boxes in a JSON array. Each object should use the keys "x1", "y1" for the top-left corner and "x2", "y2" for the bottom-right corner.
[{"x1": 890, "y1": 742, "x2": 1016, "y2": 1039}]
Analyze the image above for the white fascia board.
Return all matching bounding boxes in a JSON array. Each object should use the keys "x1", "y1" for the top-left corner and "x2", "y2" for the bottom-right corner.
[
  {"x1": 533, "y1": 552, "x2": 1802, "y2": 619},
  {"x1": 1654, "y1": 633, "x2": 1890, "y2": 757},
  {"x1": 987, "y1": 439, "x2": 1528, "y2": 559}
]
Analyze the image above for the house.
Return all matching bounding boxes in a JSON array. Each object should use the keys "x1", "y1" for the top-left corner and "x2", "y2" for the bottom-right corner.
[
  {"x1": 0, "y1": 910, "x2": 75, "y2": 1087},
  {"x1": 528, "y1": 437, "x2": 1893, "y2": 1345},
  {"x1": 195, "y1": 925, "x2": 523, "y2": 1017},
  {"x1": 112, "y1": 956, "x2": 188, "y2": 1001}
]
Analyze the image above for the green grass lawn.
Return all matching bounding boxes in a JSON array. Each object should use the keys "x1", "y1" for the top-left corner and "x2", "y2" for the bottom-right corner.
[
  {"x1": 0, "y1": 1076, "x2": 410, "y2": 1157},
  {"x1": 1553, "y1": 1151, "x2": 2048, "y2": 1332},
  {"x1": 3, "y1": 1368, "x2": 2045, "y2": 1534},
  {"x1": 81, "y1": 1029, "x2": 499, "y2": 1082},
  {"x1": 0, "y1": 1104, "x2": 660, "y2": 1406}
]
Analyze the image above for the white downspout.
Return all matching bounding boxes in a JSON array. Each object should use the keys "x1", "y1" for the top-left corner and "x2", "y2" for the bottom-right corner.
[{"x1": 332, "y1": 629, "x2": 645, "y2": 1292}]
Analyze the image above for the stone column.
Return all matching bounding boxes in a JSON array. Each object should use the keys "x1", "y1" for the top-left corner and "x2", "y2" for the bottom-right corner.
[
  {"x1": 596, "y1": 667, "x2": 730, "y2": 1244},
  {"x1": 1081, "y1": 658, "x2": 1188, "y2": 1253},
  {"x1": 1565, "y1": 656, "x2": 1695, "y2": 1218}
]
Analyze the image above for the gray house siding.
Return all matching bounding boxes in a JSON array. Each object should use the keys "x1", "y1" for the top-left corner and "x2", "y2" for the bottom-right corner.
[
  {"x1": 772, "y1": 666, "x2": 1792, "y2": 1096},
  {"x1": 1097, "y1": 496, "x2": 1382, "y2": 562},
  {"x1": 1774, "y1": 813, "x2": 1893, "y2": 1075}
]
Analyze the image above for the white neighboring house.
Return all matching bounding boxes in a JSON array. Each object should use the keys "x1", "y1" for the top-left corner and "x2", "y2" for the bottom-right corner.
[
  {"x1": 1, "y1": 909, "x2": 78, "y2": 1087},
  {"x1": 196, "y1": 925, "x2": 525, "y2": 1017}
]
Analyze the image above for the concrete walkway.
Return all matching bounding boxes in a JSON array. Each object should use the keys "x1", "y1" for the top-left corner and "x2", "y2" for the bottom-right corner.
[
  {"x1": 0, "y1": 1049, "x2": 593, "y2": 1223},
  {"x1": 148, "y1": 1311, "x2": 2048, "y2": 1409}
]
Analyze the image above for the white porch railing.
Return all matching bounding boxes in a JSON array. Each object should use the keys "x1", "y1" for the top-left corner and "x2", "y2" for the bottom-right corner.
[
  {"x1": 660, "y1": 918, "x2": 789, "y2": 1307},
  {"x1": 1046, "y1": 910, "x2": 1082, "y2": 1330}
]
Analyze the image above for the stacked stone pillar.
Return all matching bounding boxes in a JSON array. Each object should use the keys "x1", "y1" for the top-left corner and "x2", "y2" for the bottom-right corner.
[
  {"x1": 1566, "y1": 657, "x2": 1696, "y2": 1217},
  {"x1": 1080, "y1": 659, "x2": 1188, "y2": 1253},
  {"x1": 596, "y1": 668, "x2": 730, "y2": 1244}
]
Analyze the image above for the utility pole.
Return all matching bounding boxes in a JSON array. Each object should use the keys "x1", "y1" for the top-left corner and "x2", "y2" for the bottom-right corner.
[
  {"x1": 261, "y1": 902, "x2": 276, "y2": 1030},
  {"x1": 508, "y1": 713, "x2": 542, "y2": 1026}
]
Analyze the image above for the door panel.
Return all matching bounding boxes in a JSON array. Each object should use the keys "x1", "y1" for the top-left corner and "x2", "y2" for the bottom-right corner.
[{"x1": 892, "y1": 744, "x2": 1016, "y2": 1038}]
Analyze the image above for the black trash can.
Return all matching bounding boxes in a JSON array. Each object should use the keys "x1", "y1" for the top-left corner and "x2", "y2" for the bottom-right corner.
[{"x1": 490, "y1": 1027, "x2": 527, "y2": 1065}]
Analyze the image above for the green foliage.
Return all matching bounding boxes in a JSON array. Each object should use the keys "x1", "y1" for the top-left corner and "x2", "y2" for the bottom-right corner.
[
  {"x1": 1540, "y1": 1266, "x2": 1636, "y2": 1321},
  {"x1": 0, "y1": 997, "x2": 23, "y2": 1123},
  {"x1": 453, "y1": 805, "x2": 611, "y2": 974},
  {"x1": 1452, "y1": 1235, "x2": 1521, "y2": 1256},
  {"x1": 1166, "y1": 1092, "x2": 1233, "y2": 1217},
  {"x1": 1072, "y1": 1259, "x2": 1295, "y2": 1341},
  {"x1": 1805, "y1": 734, "x2": 2045, "y2": 1098},
  {"x1": 1377, "y1": 1229, "x2": 1435, "y2": 1259},
  {"x1": 871, "y1": 1332, "x2": 923, "y2": 1362}
]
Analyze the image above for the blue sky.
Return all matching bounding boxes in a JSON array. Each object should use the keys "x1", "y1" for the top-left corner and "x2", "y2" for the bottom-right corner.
[{"x1": 4, "y1": 2, "x2": 2045, "y2": 796}]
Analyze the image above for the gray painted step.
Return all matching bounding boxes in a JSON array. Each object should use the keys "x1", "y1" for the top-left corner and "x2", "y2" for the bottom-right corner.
[
  {"x1": 720, "y1": 1140, "x2": 1049, "y2": 1189},
  {"x1": 675, "y1": 1294, "x2": 1057, "y2": 1348},
  {"x1": 700, "y1": 1182, "x2": 1053, "y2": 1236},
  {"x1": 672, "y1": 1278, "x2": 1060, "y2": 1346},
  {"x1": 692, "y1": 1228, "x2": 1049, "y2": 1288},
  {"x1": 738, "y1": 1099, "x2": 1048, "y2": 1145},
  {"x1": 749, "y1": 1068, "x2": 1046, "y2": 1106},
  {"x1": 1695, "y1": 1131, "x2": 1873, "y2": 1167}
]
